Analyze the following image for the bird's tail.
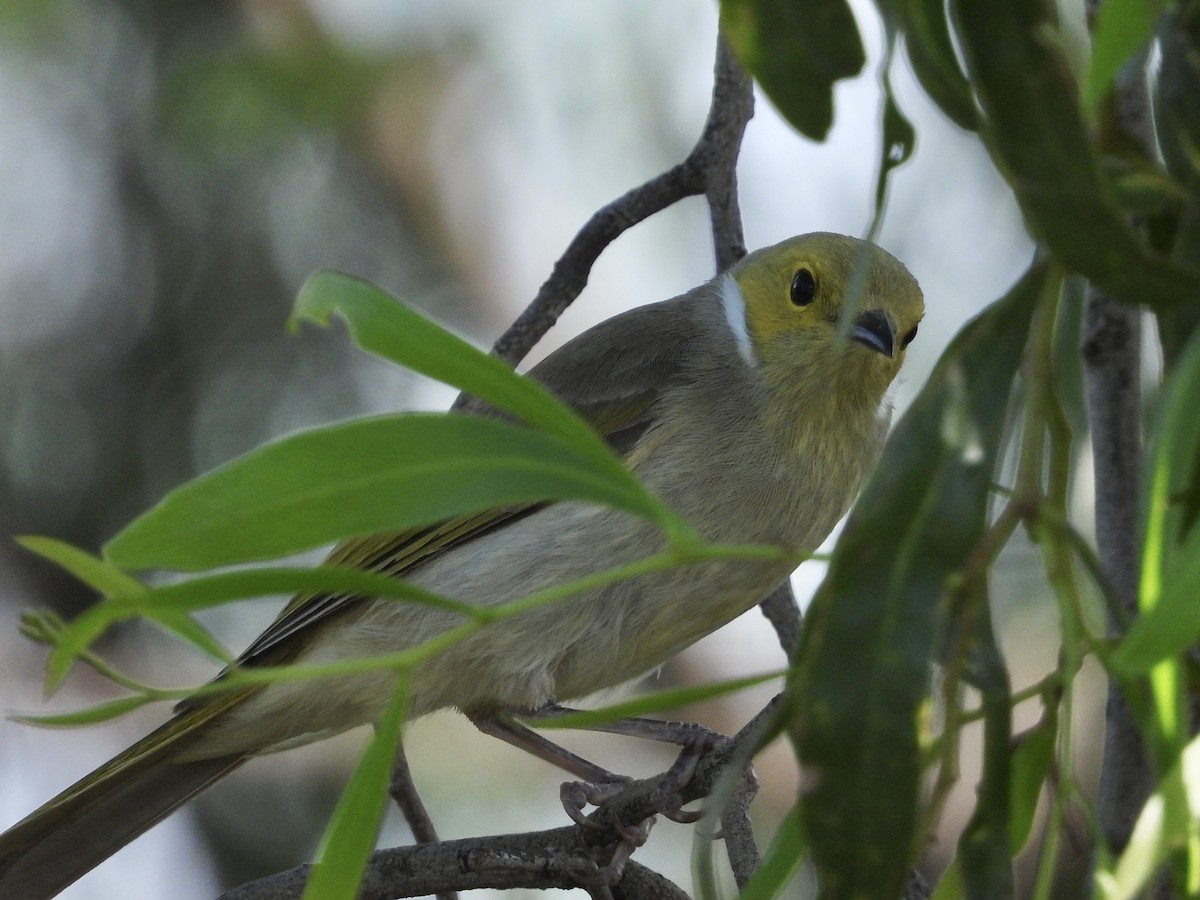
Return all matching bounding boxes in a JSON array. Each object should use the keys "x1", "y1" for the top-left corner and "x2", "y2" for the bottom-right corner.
[{"x1": 0, "y1": 694, "x2": 252, "y2": 900}]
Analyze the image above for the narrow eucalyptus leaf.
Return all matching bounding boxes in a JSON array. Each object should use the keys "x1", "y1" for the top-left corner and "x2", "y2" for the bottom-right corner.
[
  {"x1": 959, "y1": 602, "x2": 1015, "y2": 899},
  {"x1": 296, "y1": 271, "x2": 687, "y2": 539},
  {"x1": 790, "y1": 259, "x2": 1049, "y2": 898},
  {"x1": 527, "y1": 670, "x2": 782, "y2": 729},
  {"x1": 152, "y1": 611, "x2": 233, "y2": 664},
  {"x1": 1009, "y1": 710, "x2": 1057, "y2": 851},
  {"x1": 51, "y1": 564, "x2": 486, "y2": 675},
  {"x1": 104, "y1": 414, "x2": 663, "y2": 571},
  {"x1": 302, "y1": 681, "x2": 408, "y2": 900},
  {"x1": 293, "y1": 272, "x2": 606, "y2": 458},
  {"x1": 17, "y1": 537, "x2": 145, "y2": 598},
  {"x1": 12, "y1": 696, "x2": 155, "y2": 728},
  {"x1": 1098, "y1": 732, "x2": 1200, "y2": 899}
]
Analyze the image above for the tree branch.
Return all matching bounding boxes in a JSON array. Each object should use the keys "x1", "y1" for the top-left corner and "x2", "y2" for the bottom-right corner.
[
  {"x1": 1084, "y1": 288, "x2": 1146, "y2": 852},
  {"x1": 702, "y1": 34, "x2": 753, "y2": 271},
  {"x1": 1083, "y1": 0, "x2": 1150, "y2": 859},
  {"x1": 454, "y1": 30, "x2": 754, "y2": 388},
  {"x1": 220, "y1": 703, "x2": 781, "y2": 899},
  {"x1": 216, "y1": 833, "x2": 689, "y2": 900},
  {"x1": 719, "y1": 769, "x2": 762, "y2": 888}
]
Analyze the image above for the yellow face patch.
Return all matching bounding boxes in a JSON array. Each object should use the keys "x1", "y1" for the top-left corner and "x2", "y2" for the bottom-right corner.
[{"x1": 730, "y1": 233, "x2": 924, "y2": 367}]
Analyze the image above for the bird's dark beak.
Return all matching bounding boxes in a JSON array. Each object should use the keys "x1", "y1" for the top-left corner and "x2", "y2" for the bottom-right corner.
[{"x1": 851, "y1": 309, "x2": 897, "y2": 358}]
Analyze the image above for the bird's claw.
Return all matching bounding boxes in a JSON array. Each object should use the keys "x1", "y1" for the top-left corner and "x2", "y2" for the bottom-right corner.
[
  {"x1": 563, "y1": 814, "x2": 656, "y2": 887},
  {"x1": 560, "y1": 729, "x2": 720, "y2": 889},
  {"x1": 649, "y1": 730, "x2": 715, "y2": 824},
  {"x1": 561, "y1": 779, "x2": 632, "y2": 830}
]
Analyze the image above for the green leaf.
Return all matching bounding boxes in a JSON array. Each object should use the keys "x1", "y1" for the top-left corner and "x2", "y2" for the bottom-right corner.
[
  {"x1": 104, "y1": 413, "x2": 671, "y2": 571},
  {"x1": 11, "y1": 695, "x2": 156, "y2": 728},
  {"x1": 294, "y1": 271, "x2": 691, "y2": 542},
  {"x1": 719, "y1": 0, "x2": 865, "y2": 141},
  {"x1": 527, "y1": 670, "x2": 783, "y2": 730},
  {"x1": 873, "y1": 0, "x2": 977, "y2": 132},
  {"x1": 739, "y1": 803, "x2": 807, "y2": 900},
  {"x1": 17, "y1": 536, "x2": 146, "y2": 598},
  {"x1": 1115, "y1": 523, "x2": 1200, "y2": 673},
  {"x1": 1096, "y1": 731, "x2": 1200, "y2": 900},
  {"x1": 790, "y1": 259, "x2": 1048, "y2": 898},
  {"x1": 1113, "y1": 330, "x2": 1200, "y2": 672},
  {"x1": 295, "y1": 272, "x2": 628, "y2": 479},
  {"x1": 950, "y1": 0, "x2": 1200, "y2": 310},
  {"x1": 16, "y1": 538, "x2": 152, "y2": 690},
  {"x1": 1155, "y1": 9, "x2": 1200, "y2": 198},
  {"x1": 49, "y1": 563, "x2": 488, "y2": 682},
  {"x1": 869, "y1": 26, "x2": 917, "y2": 223},
  {"x1": 302, "y1": 678, "x2": 408, "y2": 900},
  {"x1": 1008, "y1": 707, "x2": 1057, "y2": 852},
  {"x1": 152, "y1": 610, "x2": 233, "y2": 664},
  {"x1": 1086, "y1": 0, "x2": 1166, "y2": 111},
  {"x1": 931, "y1": 858, "x2": 965, "y2": 900},
  {"x1": 877, "y1": 78, "x2": 915, "y2": 204}
]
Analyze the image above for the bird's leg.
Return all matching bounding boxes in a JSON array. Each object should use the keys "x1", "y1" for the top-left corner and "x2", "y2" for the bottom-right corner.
[
  {"x1": 388, "y1": 743, "x2": 442, "y2": 844},
  {"x1": 466, "y1": 711, "x2": 653, "y2": 847},
  {"x1": 524, "y1": 705, "x2": 723, "y2": 746},
  {"x1": 466, "y1": 710, "x2": 625, "y2": 783},
  {"x1": 520, "y1": 705, "x2": 723, "y2": 824},
  {"x1": 387, "y1": 742, "x2": 458, "y2": 900}
]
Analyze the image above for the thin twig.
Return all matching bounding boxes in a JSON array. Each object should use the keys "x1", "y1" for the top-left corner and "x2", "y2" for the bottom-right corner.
[
  {"x1": 452, "y1": 30, "x2": 754, "y2": 393},
  {"x1": 759, "y1": 580, "x2": 803, "y2": 658},
  {"x1": 719, "y1": 769, "x2": 762, "y2": 888},
  {"x1": 703, "y1": 34, "x2": 753, "y2": 271}
]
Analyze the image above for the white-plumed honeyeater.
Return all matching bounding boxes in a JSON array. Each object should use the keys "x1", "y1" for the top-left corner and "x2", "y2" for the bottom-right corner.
[{"x1": 0, "y1": 232, "x2": 924, "y2": 898}]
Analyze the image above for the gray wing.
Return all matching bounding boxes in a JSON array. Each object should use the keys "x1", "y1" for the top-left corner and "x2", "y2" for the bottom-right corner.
[{"x1": 527, "y1": 294, "x2": 706, "y2": 455}]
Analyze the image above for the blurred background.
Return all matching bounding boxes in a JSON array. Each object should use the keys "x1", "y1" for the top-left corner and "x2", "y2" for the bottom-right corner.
[{"x1": 0, "y1": 0, "x2": 1105, "y2": 897}]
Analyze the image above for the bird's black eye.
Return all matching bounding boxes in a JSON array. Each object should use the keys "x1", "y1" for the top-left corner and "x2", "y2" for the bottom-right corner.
[
  {"x1": 901, "y1": 323, "x2": 919, "y2": 348},
  {"x1": 790, "y1": 268, "x2": 816, "y2": 306}
]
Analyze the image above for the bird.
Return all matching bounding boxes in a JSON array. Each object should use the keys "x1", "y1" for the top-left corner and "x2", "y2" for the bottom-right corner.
[{"x1": 0, "y1": 232, "x2": 923, "y2": 898}]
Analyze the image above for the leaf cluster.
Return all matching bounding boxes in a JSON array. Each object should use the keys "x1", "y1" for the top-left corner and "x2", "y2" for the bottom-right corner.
[{"x1": 718, "y1": 0, "x2": 1200, "y2": 897}]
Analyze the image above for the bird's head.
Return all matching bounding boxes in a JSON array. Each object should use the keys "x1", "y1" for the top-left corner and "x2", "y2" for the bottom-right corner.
[{"x1": 720, "y1": 232, "x2": 924, "y2": 411}]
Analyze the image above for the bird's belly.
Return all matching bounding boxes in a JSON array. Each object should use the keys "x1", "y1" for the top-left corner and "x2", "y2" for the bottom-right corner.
[{"x1": 196, "y1": 472, "x2": 822, "y2": 755}]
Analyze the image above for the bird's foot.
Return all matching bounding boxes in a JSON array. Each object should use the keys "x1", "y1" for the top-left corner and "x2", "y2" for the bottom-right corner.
[
  {"x1": 649, "y1": 729, "x2": 717, "y2": 824},
  {"x1": 560, "y1": 778, "x2": 648, "y2": 842},
  {"x1": 562, "y1": 810, "x2": 656, "y2": 888}
]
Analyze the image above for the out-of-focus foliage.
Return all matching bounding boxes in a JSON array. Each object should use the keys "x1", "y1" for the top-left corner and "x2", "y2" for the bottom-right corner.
[
  {"x1": 871, "y1": 0, "x2": 976, "y2": 132},
  {"x1": 719, "y1": 0, "x2": 864, "y2": 140},
  {"x1": 8, "y1": 0, "x2": 1200, "y2": 897},
  {"x1": 0, "y1": 0, "x2": 464, "y2": 621},
  {"x1": 952, "y1": 0, "x2": 1200, "y2": 310},
  {"x1": 1086, "y1": 0, "x2": 1168, "y2": 111},
  {"x1": 732, "y1": 0, "x2": 1200, "y2": 898}
]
